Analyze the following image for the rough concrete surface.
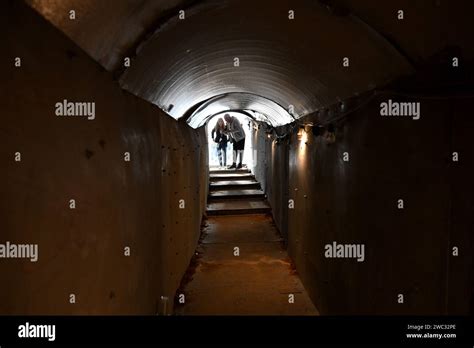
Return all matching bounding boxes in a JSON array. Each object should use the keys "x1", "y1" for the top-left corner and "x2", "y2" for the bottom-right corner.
[
  {"x1": 175, "y1": 215, "x2": 318, "y2": 315},
  {"x1": 0, "y1": 1, "x2": 208, "y2": 315},
  {"x1": 254, "y1": 95, "x2": 474, "y2": 315}
]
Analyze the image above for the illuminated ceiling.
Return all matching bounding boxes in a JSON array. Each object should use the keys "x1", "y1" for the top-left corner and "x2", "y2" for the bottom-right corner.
[{"x1": 27, "y1": 0, "x2": 474, "y2": 128}]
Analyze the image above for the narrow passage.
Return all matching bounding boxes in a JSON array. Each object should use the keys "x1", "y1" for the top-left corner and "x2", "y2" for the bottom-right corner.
[{"x1": 176, "y1": 167, "x2": 318, "y2": 315}]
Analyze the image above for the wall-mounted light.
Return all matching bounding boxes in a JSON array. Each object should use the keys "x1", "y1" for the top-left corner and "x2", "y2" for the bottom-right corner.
[
  {"x1": 297, "y1": 126, "x2": 304, "y2": 140},
  {"x1": 324, "y1": 124, "x2": 336, "y2": 144},
  {"x1": 339, "y1": 101, "x2": 346, "y2": 112},
  {"x1": 299, "y1": 129, "x2": 308, "y2": 149}
]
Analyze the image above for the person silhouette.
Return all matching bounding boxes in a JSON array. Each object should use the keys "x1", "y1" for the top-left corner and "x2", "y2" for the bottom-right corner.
[
  {"x1": 211, "y1": 118, "x2": 228, "y2": 167},
  {"x1": 224, "y1": 114, "x2": 245, "y2": 169}
]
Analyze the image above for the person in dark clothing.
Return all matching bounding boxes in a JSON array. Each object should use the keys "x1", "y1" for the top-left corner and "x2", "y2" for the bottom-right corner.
[
  {"x1": 224, "y1": 113, "x2": 246, "y2": 169},
  {"x1": 211, "y1": 117, "x2": 228, "y2": 167}
]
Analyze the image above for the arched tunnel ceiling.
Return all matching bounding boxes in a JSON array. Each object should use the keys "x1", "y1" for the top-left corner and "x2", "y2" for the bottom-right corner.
[
  {"x1": 26, "y1": 0, "x2": 474, "y2": 128},
  {"x1": 187, "y1": 93, "x2": 295, "y2": 128},
  {"x1": 119, "y1": 0, "x2": 414, "y2": 127},
  {"x1": 27, "y1": 0, "x2": 192, "y2": 70}
]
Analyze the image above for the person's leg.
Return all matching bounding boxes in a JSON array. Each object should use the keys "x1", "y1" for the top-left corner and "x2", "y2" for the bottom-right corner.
[
  {"x1": 236, "y1": 138, "x2": 245, "y2": 168},
  {"x1": 237, "y1": 150, "x2": 244, "y2": 166},
  {"x1": 215, "y1": 143, "x2": 220, "y2": 164},
  {"x1": 228, "y1": 143, "x2": 237, "y2": 169},
  {"x1": 231, "y1": 149, "x2": 237, "y2": 166},
  {"x1": 223, "y1": 146, "x2": 227, "y2": 166},
  {"x1": 217, "y1": 147, "x2": 223, "y2": 166}
]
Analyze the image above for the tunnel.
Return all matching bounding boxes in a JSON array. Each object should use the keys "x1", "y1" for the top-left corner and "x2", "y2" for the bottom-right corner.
[{"x1": 1, "y1": 0, "x2": 474, "y2": 321}]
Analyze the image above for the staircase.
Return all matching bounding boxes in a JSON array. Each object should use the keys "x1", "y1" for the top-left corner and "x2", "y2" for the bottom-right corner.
[
  {"x1": 207, "y1": 167, "x2": 271, "y2": 215},
  {"x1": 177, "y1": 166, "x2": 318, "y2": 315}
]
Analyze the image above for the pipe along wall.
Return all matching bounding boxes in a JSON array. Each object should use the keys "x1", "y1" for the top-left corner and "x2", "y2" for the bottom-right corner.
[
  {"x1": 1, "y1": 1, "x2": 208, "y2": 315},
  {"x1": 252, "y1": 94, "x2": 474, "y2": 315}
]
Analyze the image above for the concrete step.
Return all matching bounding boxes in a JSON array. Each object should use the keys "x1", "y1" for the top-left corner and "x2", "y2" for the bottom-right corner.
[
  {"x1": 209, "y1": 180, "x2": 260, "y2": 191},
  {"x1": 209, "y1": 189, "x2": 265, "y2": 200},
  {"x1": 210, "y1": 173, "x2": 255, "y2": 181},
  {"x1": 209, "y1": 168, "x2": 251, "y2": 175},
  {"x1": 207, "y1": 199, "x2": 271, "y2": 216}
]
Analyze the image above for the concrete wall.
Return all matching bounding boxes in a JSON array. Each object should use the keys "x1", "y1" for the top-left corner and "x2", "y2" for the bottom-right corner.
[
  {"x1": 256, "y1": 94, "x2": 474, "y2": 315},
  {"x1": 0, "y1": 1, "x2": 207, "y2": 315},
  {"x1": 252, "y1": 125, "x2": 289, "y2": 240}
]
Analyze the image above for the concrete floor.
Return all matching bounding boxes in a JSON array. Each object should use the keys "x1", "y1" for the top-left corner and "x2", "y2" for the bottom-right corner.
[{"x1": 175, "y1": 170, "x2": 318, "y2": 315}]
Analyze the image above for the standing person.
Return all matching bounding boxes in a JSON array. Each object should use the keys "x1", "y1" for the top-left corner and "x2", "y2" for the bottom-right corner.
[
  {"x1": 211, "y1": 118, "x2": 228, "y2": 167},
  {"x1": 223, "y1": 114, "x2": 245, "y2": 169}
]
